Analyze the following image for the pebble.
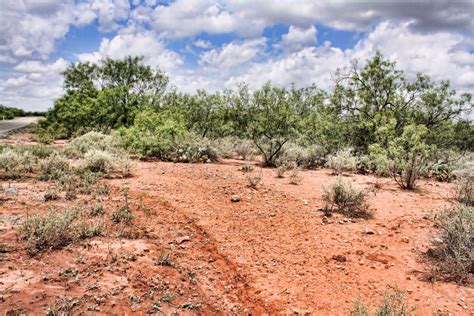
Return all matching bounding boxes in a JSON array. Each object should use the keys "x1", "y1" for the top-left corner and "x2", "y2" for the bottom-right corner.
[
  {"x1": 365, "y1": 228, "x2": 375, "y2": 235},
  {"x1": 176, "y1": 236, "x2": 190, "y2": 244},
  {"x1": 231, "y1": 195, "x2": 241, "y2": 202},
  {"x1": 400, "y1": 236, "x2": 410, "y2": 243}
]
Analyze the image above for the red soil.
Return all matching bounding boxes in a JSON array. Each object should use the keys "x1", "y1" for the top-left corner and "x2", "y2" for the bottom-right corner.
[{"x1": 0, "y1": 141, "x2": 473, "y2": 314}]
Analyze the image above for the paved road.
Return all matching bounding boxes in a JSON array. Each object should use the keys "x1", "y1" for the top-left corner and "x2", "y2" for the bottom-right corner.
[{"x1": 0, "y1": 116, "x2": 42, "y2": 136}]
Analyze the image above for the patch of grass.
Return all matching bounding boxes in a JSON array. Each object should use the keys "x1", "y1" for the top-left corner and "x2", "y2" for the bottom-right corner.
[
  {"x1": 20, "y1": 208, "x2": 103, "y2": 255},
  {"x1": 427, "y1": 205, "x2": 473, "y2": 284},
  {"x1": 81, "y1": 149, "x2": 131, "y2": 178},
  {"x1": 350, "y1": 289, "x2": 411, "y2": 316},
  {"x1": 38, "y1": 153, "x2": 70, "y2": 181},
  {"x1": 289, "y1": 167, "x2": 302, "y2": 185},
  {"x1": 111, "y1": 188, "x2": 133, "y2": 224},
  {"x1": 326, "y1": 147, "x2": 358, "y2": 175},
  {"x1": 323, "y1": 177, "x2": 371, "y2": 219},
  {"x1": 67, "y1": 131, "x2": 123, "y2": 158},
  {"x1": 454, "y1": 175, "x2": 473, "y2": 206},
  {"x1": 0, "y1": 148, "x2": 33, "y2": 179},
  {"x1": 156, "y1": 253, "x2": 173, "y2": 266}
]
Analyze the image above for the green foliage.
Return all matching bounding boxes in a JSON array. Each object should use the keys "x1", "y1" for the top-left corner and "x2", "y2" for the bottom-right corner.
[
  {"x1": 38, "y1": 153, "x2": 70, "y2": 181},
  {"x1": 350, "y1": 289, "x2": 411, "y2": 316},
  {"x1": 67, "y1": 131, "x2": 123, "y2": 158},
  {"x1": 428, "y1": 205, "x2": 473, "y2": 284},
  {"x1": 323, "y1": 177, "x2": 370, "y2": 218},
  {"x1": 247, "y1": 83, "x2": 300, "y2": 166},
  {"x1": 81, "y1": 149, "x2": 131, "y2": 178},
  {"x1": 38, "y1": 56, "x2": 169, "y2": 138}
]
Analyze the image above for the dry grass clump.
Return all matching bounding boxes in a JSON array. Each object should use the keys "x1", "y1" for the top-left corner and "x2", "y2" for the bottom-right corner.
[
  {"x1": 427, "y1": 205, "x2": 473, "y2": 284},
  {"x1": 454, "y1": 175, "x2": 473, "y2": 206},
  {"x1": 67, "y1": 131, "x2": 123, "y2": 158},
  {"x1": 326, "y1": 147, "x2": 358, "y2": 175},
  {"x1": 0, "y1": 148, "x2": 33, "y2": 179},
  {"x1": 81, "y1": 149, "x2": 131, "y2": 178},
  {"x1": 323, "y1": 177, "x2": 371, "y2": 218},
  {"x1": 350, "y1": 288, "x2": 410, "y2": 316},
  {"x1": 38, "y1": 153, "x2": 70, "y2": 181},
  {"x1": 20, "y1": 208, "x2": 103, "y2": 255}
]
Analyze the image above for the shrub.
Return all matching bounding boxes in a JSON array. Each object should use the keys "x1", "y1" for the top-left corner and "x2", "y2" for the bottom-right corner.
[
  {"x1": 38, "y1": 153, "x2": 70, "y2": 181},
  {"x1": 326, "y1": 147, "x2": 358, "y2": 175},
  {"x1": 276, "y1": 143, "x2": 326, "y2": 169},
  {"x1": 112, "y1": 188, "x2": 133, "y2": 224},
  {"x1": 20, "y1": 209, "x2": 103, "y2": 255},
  {"x1": 276, "y1": 165, "x2": 287, "y2": 178},
  {"x1": 81, "y1": 149, "x2": 131, "y2": 178},
  {"x1": 323, "y1": 177, "x2": 371, "y2": 218},
  {"x1": 67, "y1": 131, "x2": 123, "y2": 158},
  {"x1": 168, "y1": 135, "x2": 219, "y2": 163},
  {"x1": 427, "y1": 205, "x2": 473, "y2": 284},
  {"x1": 454, "y1": 176, "x2": 473, "y2": 206},
  {"x1": 0, "y1": 148, "x2": 34, "y2": 178},
  {"x1": 213, "y1": 137, "x2": 256, "y2": 160},
  {"x1": 289, "y1": 168, "x2": 302, "y2": 185},
  {"x1": 350, "y1": 289, "x2": 410, "y2": 316}
]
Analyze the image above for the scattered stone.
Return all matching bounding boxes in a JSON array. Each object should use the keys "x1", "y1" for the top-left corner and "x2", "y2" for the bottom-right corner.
[
  {"x1": 230, "y1": 195, "x2": 241, "y2": 202},
  {"x1": 359, "y1": 260, "x2": 365, "y2": 265},
  {"x1": 322, "y1": 216, "x2": 329, "y2": 224},
  {"x1": 355, "y1": 250, "x2": 364, "y2": 256},
  {"x1": 3, "y1": 187, "x2": 17, "y2": 196},
  {"x1": 365, "y1": 228, "x2": 375, "y2": 235},
  {"x1": 400, "y1": 236, "x2": 410, "y2": 243},
  {"x1": 176, "y1": 236, "x2": 190, "y2": 244},
  {"x1": 332, "y1": 255, "x2": 347, "y2": 262}
]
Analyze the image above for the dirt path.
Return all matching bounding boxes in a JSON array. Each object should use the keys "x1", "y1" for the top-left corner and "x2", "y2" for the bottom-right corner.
[{"x1": 123, "y1": 159, "x2": 473, "y2": 314}]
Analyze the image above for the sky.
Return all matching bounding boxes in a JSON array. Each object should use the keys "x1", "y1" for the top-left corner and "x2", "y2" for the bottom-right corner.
[{"x1": 0, "y1": 0, "x2": 473, "y2": 111}]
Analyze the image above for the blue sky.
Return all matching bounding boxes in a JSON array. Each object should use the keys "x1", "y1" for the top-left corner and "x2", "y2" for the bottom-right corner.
[{"x1": 0, "y1": 0, "x2": 473, "y2": 111}]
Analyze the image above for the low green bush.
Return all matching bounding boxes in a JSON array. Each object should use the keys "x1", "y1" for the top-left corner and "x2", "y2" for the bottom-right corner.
[
  {"x1": 38, "y1": 153, "x2": 70, "y2": 181},
  {"x1": 81, "y1": 149, "x2": 131, "y2": 177},
  {"x1": 67, "y1": 131, "x2": 123, "y2": 158}
]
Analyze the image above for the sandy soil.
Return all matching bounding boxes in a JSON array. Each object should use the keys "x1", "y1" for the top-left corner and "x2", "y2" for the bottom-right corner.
[{"x1": 0, "y1": 135, "x2": 472, "y2": 315}]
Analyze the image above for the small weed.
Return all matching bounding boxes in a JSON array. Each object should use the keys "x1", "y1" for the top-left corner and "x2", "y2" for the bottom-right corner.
[
  {"x1": 240, "y1": 163, "x2": 254, "y2": 173},
  {"x1": 276, "y1": 165, "x2": 287, "y2": 178},
  {"x1": 156, "y1": 253, "x2": 173, "y2": 267},
  {"x1": 111, "y1": 188, "x2": 133, "y2": 224},
  {"x1": 289, "y1": 168, "x2": 302, "y2": 185},
  {"x1": 323, "y1": 177, "x2": 371, "y2": 219},
  {"x1": 44, "y1": 190, "x2": 60, "y2": 202}
]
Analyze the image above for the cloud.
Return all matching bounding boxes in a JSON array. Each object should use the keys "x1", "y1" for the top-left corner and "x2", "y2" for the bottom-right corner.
[
  {"x1": 0, "y1": 58, "x2": 68, "y2": 111},
  {"x1": 193, "y1": 39, "x2": 214, "y2": 49},
  {"x1": 78, "y1": 31, "x2": 183, "y2": 71},
  {"x1": 277, "y1": 25, "x2": 317, "y2": 52},
  {"x1": 145, "y1": 0, "x2": 474, "y2": 39},
  {"x1": 199, "y1": 38, "x2": 266, "y2": 70}
]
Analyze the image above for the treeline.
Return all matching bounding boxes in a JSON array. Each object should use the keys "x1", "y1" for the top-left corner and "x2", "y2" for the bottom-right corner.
[
  {"x1": 0, "y1": 105, "x2": 45, "y2": 120},
  {"x1": 36, "y1": 53, "x2": 473, "y2": 188}
]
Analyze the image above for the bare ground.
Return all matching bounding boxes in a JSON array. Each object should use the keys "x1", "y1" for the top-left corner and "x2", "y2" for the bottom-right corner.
[{"x1": 0, "y1": 133, "x2": 472, "y2": 315}]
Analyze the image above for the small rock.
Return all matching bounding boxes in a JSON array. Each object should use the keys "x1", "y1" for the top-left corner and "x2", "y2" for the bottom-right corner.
[
  {"x1": 365, "y1": 228, "x2": 375, "y2": 235},
  {"x1": 4, "y1": 187, "x2": 17, "y2": 196},
  {"x1": 359, "y1": 260, "x2": 365, "y2": 265},
  {"x1": 176, "y1": 236, "x2": 190, "y2": 244},
  {"x1": 332, "y1": 255, "x2": 347, "y2": 262},
  {"x1": 231, "y1": 195, "x2": 241, "y2": 202},
  {"x1": 400, "y1": 236, "x2": 410, "y2": 243}
]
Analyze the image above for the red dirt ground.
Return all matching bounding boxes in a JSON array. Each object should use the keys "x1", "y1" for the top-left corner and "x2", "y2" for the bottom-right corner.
[{"x1": 0, "y1": 133, "x2": 473, "y2": 315}]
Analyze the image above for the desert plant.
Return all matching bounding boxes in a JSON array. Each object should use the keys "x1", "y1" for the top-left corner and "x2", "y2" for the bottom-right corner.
[
  {"x1": 276, "y1": 143, "x2": 326, "y2": 169},
  {"x1": 350, "y1": 289, "x2": 410, "y2": 316},
  {"x1": 246, "y1": 170, "x2": 262, "y2": 189},
  {"x1": 276, "y1": 165, "x2": 287, "y2": 178},
  {"x1": 81, "y1": 149, "x2": 131, "y2": 177},
  {"x1": 67, "y1": 131, "x2": 123, "y2": 158},
  {"x1": 38, "y1": 153, "x2": 70, "y2": 181},
  {"x1": 454, "y1": 176, "x2": 473, "y2": 206},
  {"x1": 427, "y1": 205, "x2": 473, "y2": 284},
  {"x1": 0, "y1": 148, "x2": 34, "y2": 179},
  {"x1": 20, "y1": 208, "x2": 103, "y2": 255},
  {"x1": 111, "y1": 188, "x2": 133, "y2": 224},
  {"x1": 323, "y1": 177, "x2": 371, "y2": 218},
  {"x1": 289, "y1": 167, "x2": 302, "y2": 185},
  {"x1": 326, "y1": 147, "x2": 358, "y2": 175}
]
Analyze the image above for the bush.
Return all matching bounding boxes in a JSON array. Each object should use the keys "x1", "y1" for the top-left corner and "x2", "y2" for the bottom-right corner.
[
  {"x1": 326, "y1": 147, "x2": 358, "y2": 175},
  {"x1": 67, "y1": 131, "x2": 123, "y2": 158},
  {"x1": 350, "y1": 289, "x2": 410, "y2": 316},
  {"x1": 454, "y1": 176, "x2": 473, "y2": 206},
  {"x1": 427, "y1": 205, "x2": 473, "y2": 284},
  {"x1": 0, "y1": 148, "x2": 34, "y2": 178},
  {"x1": 323, "y1": 177, "x2": 371, "y2": 218},
  {"x1": 38, "y1": 153, "x2": 70, "y2": 181},
  {"x1": 19, "y1": 209, "x2": 103, "y2": 255},
  {"x1": 167, "y1": 135, "x2": 219, "y2": 163},
  {"x1": 213, "y1": 137, "x2": 256, "y2": 160},
  {"x1": 289, "y1": 167, "x2": 302, "y2": 185},
  {"x1": 81, "y1": 149, "x2": 131, "y2": 177},
  {"x1": 276, "y1": 142, "x2": 326, "y2": 169}
]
